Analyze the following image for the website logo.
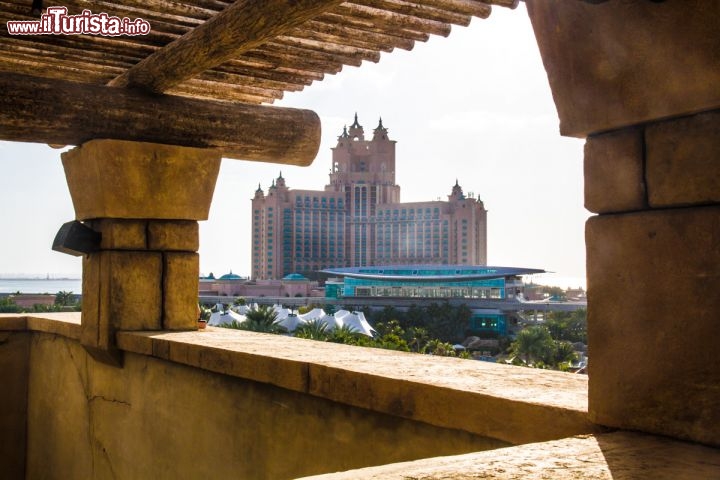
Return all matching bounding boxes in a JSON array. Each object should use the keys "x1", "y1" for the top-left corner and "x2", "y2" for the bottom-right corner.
[{"x1": 7, "y1": 6, "x2": 151, "y2": 36}]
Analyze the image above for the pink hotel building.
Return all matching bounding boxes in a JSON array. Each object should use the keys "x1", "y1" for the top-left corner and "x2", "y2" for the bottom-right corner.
[{"x1": 251, "y1": 115, "x2": 488, "y2": 280}]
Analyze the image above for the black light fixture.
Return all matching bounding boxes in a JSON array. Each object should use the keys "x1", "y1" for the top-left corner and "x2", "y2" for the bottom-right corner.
[
  {"x1": 31, "y1": 0, "x2": 42, "y2": 16},
  {"x1": 52, "y1": 221, "x2": 102, "y2": 257}
]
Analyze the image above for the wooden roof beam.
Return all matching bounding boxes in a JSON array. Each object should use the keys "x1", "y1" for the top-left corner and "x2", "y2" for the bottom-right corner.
[
  {"x1": 181, "y1": 77, "x2": 285, "y2": 101},
  {"x1": 219, "y1": 60, "x2": 323, "y2": 85},
  {"x1": 412, "y1": 0, "x2": 493, "y2": 17},
  {"x1": 1, "y1": 73, "x2": 320, "y2": 165},
  {"x1": 245, "y1": 49, "x2": 345, "y2": 74},
  {"x1": 333, "y1": 3, "x2": 452, "y2": 37},
  {"x1": 199, "y1": 70, "x2": 305, "y2": 93},
  {"x1": 315, "y1": 12, "x2": 431, "y2": 42},
  {"x1": 273, "y1": 37, "x2": 382, "y2": 64},
  {"x1": 351, "y1": 0, "x2": 473, "y2": 26},
  {"x1": 109, "y1": 0, "x2": 345, "y2": 93},
  {"x1": 168, "y1": 80, "x2": 278, "y2": 104},
  {"x1": 301, "y1": 20, "x2": 416, "y2": 51}
]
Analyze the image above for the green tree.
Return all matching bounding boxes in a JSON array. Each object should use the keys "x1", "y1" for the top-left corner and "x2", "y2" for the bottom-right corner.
[
  {"x1": 329, "y1": 324, "x2": 372, "y2": 346},
  {"x1": 222, "y1": 305, "x2": 286, "y2": 334},
  {"x1": 372, "y1": 320, "x2": 410, "y2": 352},
  {"x1": 425, "y1": 339, "x2": 457, "y2": 357},
  {"x1": 54, "y1": 290, "x2": 75, "y2": 306},
  {"x1": 404, "y1": 304, "x2": 426, "y2": 328},
  {"x1": 424, "y1": 302, "x2": 471, "y2": 343},
  {"x1": 511, "y1": 325, "x2": 555, "y2": 365},
  {"x1": 545, "y1": 309, "x2": 587, "y2": 344},
  {"x1": 0, "y1": 296, "x2": 21, "y2": 313},
  {"x1": 549, "y1": 340, "x2": 579, "y2": 370},
  {"x1": 406, "y1": 326, "x2": 430, "y2": 353},
  {"x1": 372, "y1": 305, "x2": 403, "y2": 326},
  {"x1": 294, "y1": 319, "x2": 331, "y2": 340},
  {"x1": 542, "y1": 286, "x2": 567, "y2": 301}
]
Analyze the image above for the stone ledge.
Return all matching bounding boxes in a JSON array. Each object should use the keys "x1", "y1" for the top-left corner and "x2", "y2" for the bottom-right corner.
[
  {"x1": 296, "y1": 432, "x2": 720, "y2": 480},
  {"x1": 298, "y1": 431, "x2": 720, "y2": 479},
  {"x1": 115, "y1": 327, "x2": 601, "y2": 445},
  {"x1": 0, "y1": 314, "x2": 28, "y2": 331},
  {"x1": 2, "y1": 314, "x2": 601, "y2": 445},
  {"x1": 0, "y1": 313, "x2": 80, "y2": 339}
]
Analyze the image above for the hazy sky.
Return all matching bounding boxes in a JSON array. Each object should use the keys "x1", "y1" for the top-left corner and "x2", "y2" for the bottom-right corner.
[{"x1": 0, "y1": 4, "x2": 589, "y2": 288}]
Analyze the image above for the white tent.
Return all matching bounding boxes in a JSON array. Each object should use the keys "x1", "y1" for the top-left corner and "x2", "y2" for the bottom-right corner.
[
  {"x1": 277, "y1": 313, "x2": 302, "y2": 332},
  {"x1": 298, "y1": 308, "x2": 326, "y2": 322},
  {"x1": 337, "y1": 311, "x2": 375, "y2": 336},
  {"x1": 334, "y1": 309, "x2": 351, "y2": 319},
  {"x1": 231, "y1": 304, "x2": 252, "y2": 315},
  {"x1": 273, "y1": 306, "x2": 291, "y2": 320},
  {"x1": 317, "y1": 314, "x2": 341, "y2": 332},
  {"x1": 208, "y1": 309, "x2": 246, "y2": 327}
]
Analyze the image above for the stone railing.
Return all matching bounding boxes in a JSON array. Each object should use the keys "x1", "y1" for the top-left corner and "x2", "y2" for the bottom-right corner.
[{"x1": 2, "y1": 313, "x2": 717, "y2": 479}]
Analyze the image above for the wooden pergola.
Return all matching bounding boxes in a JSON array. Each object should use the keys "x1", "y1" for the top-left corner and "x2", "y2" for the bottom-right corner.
[{"x1": 1, "y1": 0, "x2": 518, "y2": 165}]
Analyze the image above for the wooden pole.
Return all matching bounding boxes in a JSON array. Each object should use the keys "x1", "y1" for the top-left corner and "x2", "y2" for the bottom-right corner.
[{"x1": 0, "y1": 73, "x2": 320, "y2": 166}]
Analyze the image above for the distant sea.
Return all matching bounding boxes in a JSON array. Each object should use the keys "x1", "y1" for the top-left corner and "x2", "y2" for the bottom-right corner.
[
  {"x1": 0, "y1": 274, "x2": 586, "y2": 294},
  {"x1": 0, "y1": 278, "x2": 82, "y2": 294}
]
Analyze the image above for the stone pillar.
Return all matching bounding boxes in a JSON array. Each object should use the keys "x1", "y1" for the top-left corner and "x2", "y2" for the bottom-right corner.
[
  {"x1": 526, "y1": 0, "x2": 720, "y2": 447},
  {"x1": 61, "y1": 139, "x2": 221, "y2": 365}
]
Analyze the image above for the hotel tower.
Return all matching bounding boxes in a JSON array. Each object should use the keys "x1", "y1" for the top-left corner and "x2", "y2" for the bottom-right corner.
[{"x1": 251, "y1": 114, "x2": 487, "y2": 280}]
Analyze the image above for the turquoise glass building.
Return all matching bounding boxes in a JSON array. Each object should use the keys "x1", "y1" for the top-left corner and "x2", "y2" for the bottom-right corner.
[{"x1": 322, "y1": 265, "x2": 544, "y2": 335}]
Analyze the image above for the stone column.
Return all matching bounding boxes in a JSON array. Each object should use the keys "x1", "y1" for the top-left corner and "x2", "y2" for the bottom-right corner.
[
  {"x1": 526, "y1": 0, "x2": 720, "y2": 447},
  {"x1": 62, "y1": 139, "x2": 221, "y2": 365}
]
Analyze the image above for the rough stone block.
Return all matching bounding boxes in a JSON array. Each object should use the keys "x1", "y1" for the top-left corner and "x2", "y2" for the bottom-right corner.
[
  {"x1": 163, "y1": 252, "x2": 199, "y2": 330},
  {"x1": 148, "y1": 221, "x2": 199, "y2": 252},
  {"x1": 526, "y1": 1, "x2": 720, "y2": 137},
  {"x1": 80, "y1": 254, "x2": 110, "y2": 356},
  {"x1": 81, "y1": 251, "x2": 162, "y2": 363},
  {"x1": 586, "y1": 206, "x2": 720, "y2": 447},
  {"x1": 106, "y1": 251, "x2": 163, "y2": 331},
  {"x1": 90, "y1": 219, "x2": 147, "y2": 250},
  {"x1": 0, "y1": 332, "x2": 29, "y2": 479},
  {"x1": 646, "y1": 110, "x2": 720, "y2": 207},
  {"x1": 584, "y1": 128, "x2": 645, "y2": 213},
  {"x1": 62, "y1": 139, "x2": 221, "y2": 220}
]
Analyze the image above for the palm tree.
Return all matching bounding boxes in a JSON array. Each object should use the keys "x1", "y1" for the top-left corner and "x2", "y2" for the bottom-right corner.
[
  {"x1": 511, "y1": 326, "x2": 554, "y2": 365},
  {"x1": 551, "y1": 340, "x2": 579, "y2": 368},
  {"x1": 407, "y1": 326, "x2": 430, "y2": 353},
  {"x1": 294, "y1": 319, "x2": 330, "y2": 341},
  {"x1": 329, "y1": 324, "x2": 364, "y2": 345},
  {"x1": 54, "y1": 290, "x2": 74, "y2": 306},
  {"x1": 424, "y1": 339, "x2": 456, "y2": 357},
  {"x1": 237, "y1": 305, "x2": 286, "y2": 334}
]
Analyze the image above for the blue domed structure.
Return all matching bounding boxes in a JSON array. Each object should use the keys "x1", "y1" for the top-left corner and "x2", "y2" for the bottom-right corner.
[
  {"x1": 219, "y1": 271, "x2": 243, "y2": 280},
  {"x1": 282, "y1": 273, "x2": 308, "y2": 281}
]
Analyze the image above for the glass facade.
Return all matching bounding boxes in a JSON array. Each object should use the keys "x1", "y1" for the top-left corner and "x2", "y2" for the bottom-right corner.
[
  {"x1": 342, "y1": 277, "x2": 505, "y2": 299},
  {"x1": 469, "y1": 314, "x2": 507, "y2": 336}
]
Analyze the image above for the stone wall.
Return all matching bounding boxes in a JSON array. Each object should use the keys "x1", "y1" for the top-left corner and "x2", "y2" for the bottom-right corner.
[
  {"x1": 527, "y1": 0, "x2": 720, "y2": 448},
  {"x1": 0, "y1": 328, "x2": 29, "y2": 479},
  {"x1": 22, "y1": 330, "x2": 504, "y2": 480},
  {"x1": 584, "y1": 111, "x2": 720, "y2": 447},
  {"x1": 2, "y1": 313, "x2": 603, "y2": 479}
]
